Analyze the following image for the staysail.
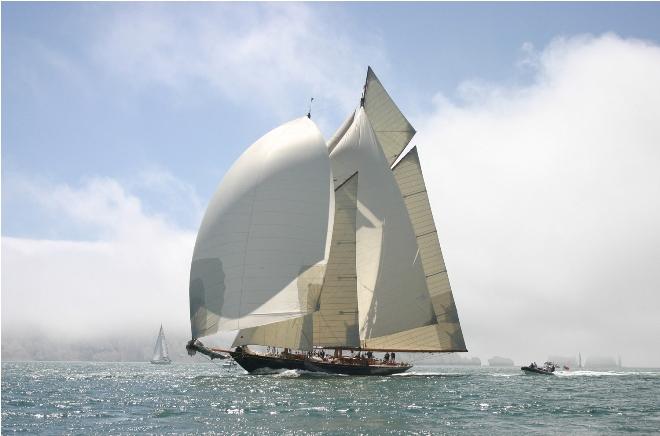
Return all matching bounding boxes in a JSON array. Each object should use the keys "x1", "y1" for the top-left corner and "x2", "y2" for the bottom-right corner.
[{"x1": 189, "y1": 117, "x2": 334, "y2": 339}]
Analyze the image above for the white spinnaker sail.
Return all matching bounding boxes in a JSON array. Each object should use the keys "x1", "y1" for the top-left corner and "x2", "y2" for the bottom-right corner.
[
  {"x1": 190, "y1": 117, "x2": 333, "y2": 339},
  {"x1": 330, "y1": 108, "x2": 436, "y2": 340},
  {"x1": 362, "y1": 147, "x2": 466, "y2": 351}
]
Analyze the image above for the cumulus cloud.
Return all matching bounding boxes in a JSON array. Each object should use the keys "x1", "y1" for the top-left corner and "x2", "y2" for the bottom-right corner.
[
  {"x1": 1, "y1": 175, "x2": 197, "y2": 359},
  {"x1": 417, "y1": 34, "x2": 660, "y2": 366},
  {"x1": 89, "y1": 3, "x2": 383, "y2": 122}
]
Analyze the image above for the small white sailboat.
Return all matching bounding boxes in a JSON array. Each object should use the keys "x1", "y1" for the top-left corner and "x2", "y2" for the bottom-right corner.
[{"x1": 150, "y1": 325, "x2": 172, "y2": 365}]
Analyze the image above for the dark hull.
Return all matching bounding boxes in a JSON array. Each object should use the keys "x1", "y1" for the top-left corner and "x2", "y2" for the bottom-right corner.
[
  {"x1": 230, "y1": 351, "x2": 411, "y2": 376},
  {"x1": 521, "y1": 366, "x2": 555, "y2": 375},
  {"x1": 304, "y1": 360, "x2": 411, "y2": 376},
  {"x1": 230, "y1": 351, "x2": 306, "y2": 373}
]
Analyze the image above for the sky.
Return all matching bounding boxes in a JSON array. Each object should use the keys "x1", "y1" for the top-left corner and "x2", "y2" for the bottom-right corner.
[{"x1": 2, "y1": 2, "x2": 660, "y2": 365}]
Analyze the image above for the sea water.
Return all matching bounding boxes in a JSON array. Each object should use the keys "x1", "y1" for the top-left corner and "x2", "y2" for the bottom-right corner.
[{"x1": 2, "y1": 361, "x2": 659, "y2": 434}]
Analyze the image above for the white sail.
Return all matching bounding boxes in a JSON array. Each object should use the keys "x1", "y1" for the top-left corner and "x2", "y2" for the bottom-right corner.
[
  {"x1": 312, "y1": 174, "x2": 360, "y2": 347},
  {"x1": 232, "y1": 314, "x2": 314, "y2": 351},
  {"x1": 363, "y1": 67, "x2": 416, "y2": 165},
  {"x1": 361, "y1": 147, "x2": 466, "y2": 351},
  {"x1": 330, "y1": 108, "x2": 436, "y2": 340},
  {"x1": 190, "y1": 117, "x2": 333, "y2": 339},
  {"x1": 327, "y1": 111, "x2": 355, "y2": 154}
]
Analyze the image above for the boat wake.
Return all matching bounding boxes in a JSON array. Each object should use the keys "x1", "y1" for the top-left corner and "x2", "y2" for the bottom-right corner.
[
  {"x1": 555, "y1": 370, "x2": 660, "y2": 377},
  {"x1": 250, "y1": 368, "x2": 348, "y2": 378},
  {"x1": 392, "y1": 371, "x2": 464, "y2": 377}
]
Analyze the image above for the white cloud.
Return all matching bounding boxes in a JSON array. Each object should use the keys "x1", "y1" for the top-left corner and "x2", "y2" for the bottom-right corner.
[
  {"x1": 90, "y1": 4, "x2": 384, "y2": 120},
  {"x1": 417, "y1": 34, "x2": 660, "y2": 366},
  {"x1": 1, "y1": 176, "x2": 196, "y2": 348}
]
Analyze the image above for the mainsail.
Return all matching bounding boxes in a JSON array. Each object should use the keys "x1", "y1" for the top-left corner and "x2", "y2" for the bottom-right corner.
[{"x1": 194, "y1": 67, "x2": 466, "y2": 355}]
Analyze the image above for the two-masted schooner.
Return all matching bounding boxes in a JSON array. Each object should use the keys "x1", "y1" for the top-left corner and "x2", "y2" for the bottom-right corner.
[{"x1": 186, "y1": 67, "x2": 466, "y2": 375}]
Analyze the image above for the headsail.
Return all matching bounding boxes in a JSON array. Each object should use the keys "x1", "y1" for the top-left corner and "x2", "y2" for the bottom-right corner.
[{"x1": 189, "y1": 117, "x2": 333, "y2": 339}]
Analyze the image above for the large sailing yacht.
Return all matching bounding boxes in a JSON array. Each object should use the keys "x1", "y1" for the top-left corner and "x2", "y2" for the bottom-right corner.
[{"x1": 186, "y1": 67, "x2": 466, "y2": 375}]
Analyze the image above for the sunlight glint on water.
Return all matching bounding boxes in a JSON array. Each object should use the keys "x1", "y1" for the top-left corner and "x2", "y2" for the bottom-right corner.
[{"x1": 2, "y1": 362, "x2": 659, "y2": 434}]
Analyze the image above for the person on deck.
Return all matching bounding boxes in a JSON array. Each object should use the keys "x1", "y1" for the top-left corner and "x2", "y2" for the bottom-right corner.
[
  {"x1": 391, "y1": 352, "x2": 396, "y2": 362},
  {"x1": 384, "y1": 352, "x2": 390, "y2": 362}
]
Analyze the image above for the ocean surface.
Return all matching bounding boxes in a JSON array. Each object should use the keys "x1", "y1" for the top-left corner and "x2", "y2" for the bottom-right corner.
[{"x1": 2, "y1": 361, "x2": 659, "y2": 434}]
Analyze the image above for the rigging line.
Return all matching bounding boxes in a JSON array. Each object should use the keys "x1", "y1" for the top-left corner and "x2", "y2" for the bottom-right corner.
[
  {"x1": 402, "y1": 189, "x2": 427, "y2": 199},
  {"x1": 425, "y1": 269, "x2": 448, "y2": 279},
  {"x1": 416, "y1": 229, "x2": 438, "y2": 238}
]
